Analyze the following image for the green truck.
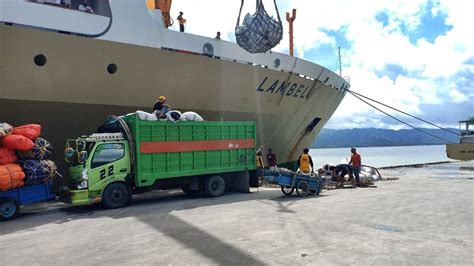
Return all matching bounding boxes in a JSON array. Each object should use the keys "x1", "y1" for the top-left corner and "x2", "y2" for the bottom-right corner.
[{"x1": 63, "y1": 114, "x2": 256, "y2": 208}]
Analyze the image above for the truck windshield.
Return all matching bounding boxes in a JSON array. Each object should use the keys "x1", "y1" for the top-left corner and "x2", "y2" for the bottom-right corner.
[
  {"x1": 91, "y1": 143, "x2": 125, "y2": 168},
  {"x1": 65, "y1": 140, "x2": 95, "y2": 166}
]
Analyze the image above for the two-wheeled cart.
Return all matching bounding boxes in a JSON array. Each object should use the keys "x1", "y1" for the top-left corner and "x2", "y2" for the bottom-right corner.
[{"x1": 263, "y1": 169, "x2": 325, "y2": 197}]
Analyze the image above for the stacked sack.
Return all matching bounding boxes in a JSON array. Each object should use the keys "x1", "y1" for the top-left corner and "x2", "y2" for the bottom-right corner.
[{"x1": 0, "y1": 123, "x2": 56, "y2": 191}]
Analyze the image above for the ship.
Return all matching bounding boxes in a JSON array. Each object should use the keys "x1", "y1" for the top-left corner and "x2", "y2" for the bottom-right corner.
[
  {"x1": 446, "y1": 118, "x2": 474, "y2": 161},
  {"x1": 0, "y1": 0, "x2": 349, "y2": 170}
]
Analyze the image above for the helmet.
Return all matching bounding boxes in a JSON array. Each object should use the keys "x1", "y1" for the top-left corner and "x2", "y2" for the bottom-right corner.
[{"x1": 158, "y1": 96, "x2": 167, "y2": 102}]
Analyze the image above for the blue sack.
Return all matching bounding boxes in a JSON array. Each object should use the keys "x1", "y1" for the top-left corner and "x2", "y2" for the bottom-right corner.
[
  {"x1": 17, "y1": 138, "x2": 53, "y2": 160},
  {"x1": 18, "y1": 160, "x2": 57, "y2": 185}
]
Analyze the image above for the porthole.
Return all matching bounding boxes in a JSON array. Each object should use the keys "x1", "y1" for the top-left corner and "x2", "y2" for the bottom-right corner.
[
  {"x1": 273, "y1": 58, "x2": 281, "y2": 68},
  {"x1": 34, "y1": 54, "x2": 47, "y2": 67},
  {"x1": 107, "y1": 63, "x2": 117, "y2": 74},
  {"x1": 203, "y1": 43, "x2": 214, "y2": 56}
]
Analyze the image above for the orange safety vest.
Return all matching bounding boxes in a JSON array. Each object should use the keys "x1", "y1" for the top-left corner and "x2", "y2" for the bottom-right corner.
[
  {"x1": 256, "y1": 156, "x2": 264, "y2": 168},
  {"x1": 299, "y1": 154, "x2": 311, "y2": 173}
]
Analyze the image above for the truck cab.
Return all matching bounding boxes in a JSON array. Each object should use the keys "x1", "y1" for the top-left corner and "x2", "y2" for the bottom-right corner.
[{"x1": 65, "y1": 133, "x2": 132, "y2": 208}]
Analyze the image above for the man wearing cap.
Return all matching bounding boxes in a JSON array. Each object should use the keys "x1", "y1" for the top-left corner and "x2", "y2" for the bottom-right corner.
[
  {"x1": 349, "y1": 147, "x2": 361, "y2": 187},
  {"x1": 153, "y1": 96, "x2": 171, "y2": 119}
]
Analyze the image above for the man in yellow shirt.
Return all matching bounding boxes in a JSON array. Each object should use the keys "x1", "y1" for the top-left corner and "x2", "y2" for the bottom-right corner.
[
  {"x1": 256, "y1": 150, "x2": 265, "y2": 186},
  {"x1": 298, "y1": 148, "x2": 314, "y2": 174}
]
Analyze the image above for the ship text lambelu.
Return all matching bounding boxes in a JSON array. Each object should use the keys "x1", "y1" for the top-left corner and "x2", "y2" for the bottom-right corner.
[{"x1": 256, "y1": 77, "x2": 314, "y2": 99}]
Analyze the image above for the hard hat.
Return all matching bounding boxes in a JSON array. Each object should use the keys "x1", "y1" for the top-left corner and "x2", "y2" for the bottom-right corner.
[{"x1": 158, "y1": 96, "x2": 167, "y2": 102}]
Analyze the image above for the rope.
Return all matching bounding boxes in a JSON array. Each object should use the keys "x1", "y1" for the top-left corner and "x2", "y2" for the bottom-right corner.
[
  {"x1": 272, "y1": 0, "x2": 283, "y2": 25},
  {"x1": 346, "y1": 90, "x2": 456, "y2": 144},
  {"x1": 235, "y1": 0, "x2": 245, "y2": 31},
  {"x1": 236, "y1": 0, "x2": 283, "y2": 30},
  {"x1": 348, "y1": 90, "x2": 460, "y2": 136}
]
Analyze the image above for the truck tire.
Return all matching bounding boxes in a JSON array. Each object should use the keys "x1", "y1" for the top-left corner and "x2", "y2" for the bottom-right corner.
[
  {"x1": 0, "y1": 198, "x2": 20, "y2": 221},
  {"x1": 102, "y1": 182, "x2": 131, "y2": 209},
  {"x1": 204, "y1": 175, "x2": 225, "y2": 197}
]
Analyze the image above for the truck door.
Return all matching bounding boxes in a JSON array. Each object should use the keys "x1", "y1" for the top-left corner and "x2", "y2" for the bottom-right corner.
[{"x1": 87, "y1": 142, "x2": 130, "y2": 192}]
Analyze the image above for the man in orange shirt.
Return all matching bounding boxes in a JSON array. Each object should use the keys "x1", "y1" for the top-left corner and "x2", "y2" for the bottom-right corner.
[
  {"x1": 349, "y1": 147, "x2": 361, "y2": 187},
  {"x1": 177, "y1": 11, "x2": 186, "y2": 32}
]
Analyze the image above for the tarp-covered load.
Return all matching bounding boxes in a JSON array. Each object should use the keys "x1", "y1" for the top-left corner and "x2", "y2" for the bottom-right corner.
[
  {"x1": 235, "y1": 0, "x2": 283, "y2": 53},
  {"x1": 17, "y1": 138, "x2": 53, "y2": 160},
  {"x1": 0, "y1": 164, "x2": 25, "y2": 191},
  {"x1": 0, "y1": 148, "x2": 18, "y2": 165},
  {"x1": 18, "y1": 160, "x2": 57, "y2": 186}
]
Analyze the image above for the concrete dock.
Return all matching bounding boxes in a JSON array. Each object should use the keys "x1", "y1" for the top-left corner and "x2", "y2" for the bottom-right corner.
[{"x1": 1, "y1": 161, "x2": 473, "y2": 265}]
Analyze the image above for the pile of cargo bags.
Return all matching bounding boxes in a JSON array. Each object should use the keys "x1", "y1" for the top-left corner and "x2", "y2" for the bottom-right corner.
[{"x1": 0, "y1": 123, "x2": 56, "y2": 191}]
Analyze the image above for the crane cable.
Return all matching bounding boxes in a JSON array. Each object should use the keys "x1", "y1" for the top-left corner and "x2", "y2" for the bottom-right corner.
[{"x1": 344, "y1": 89, "x2": 457, "y2": 144}]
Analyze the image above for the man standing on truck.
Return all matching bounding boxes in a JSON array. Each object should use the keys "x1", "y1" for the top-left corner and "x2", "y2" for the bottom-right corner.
[
  {"x1": 153, "y1": 96, "x2": 171, "y2": 119},
  {"x1": 298, "y1": 148, "x2": 314, "y2": 174}
]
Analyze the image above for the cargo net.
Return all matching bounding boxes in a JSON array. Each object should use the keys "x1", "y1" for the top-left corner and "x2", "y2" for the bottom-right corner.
[
  {"x1": 18, "y1": 160, "x2": 57, "y2": 186},
  {"x1": 17, "y1": 138, "x2": 53, "y2": 160},
  {"x1": 235, "y1": 0, "x2": 283, "y2": 53}
]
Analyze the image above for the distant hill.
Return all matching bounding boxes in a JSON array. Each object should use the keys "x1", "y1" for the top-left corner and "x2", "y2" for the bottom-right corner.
[{"x1": 312, "y1": 128, "x2": 460, "y2": 148}]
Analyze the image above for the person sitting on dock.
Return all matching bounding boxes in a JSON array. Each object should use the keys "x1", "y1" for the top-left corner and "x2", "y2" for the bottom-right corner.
[
  {"x1": 153, "y1": 96, "x2": 172, "y2": 119},
  {"x1": 298, "y1": 148, "x2": 314, "y2": 174},
  {"x1": 349, "y1": 147, "x2": 362, "y2": 187}
]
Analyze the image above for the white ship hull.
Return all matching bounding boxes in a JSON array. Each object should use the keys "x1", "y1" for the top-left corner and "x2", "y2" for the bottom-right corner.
[{"x1": 0, "y1": 0, "x2": 349, "y2": 170}]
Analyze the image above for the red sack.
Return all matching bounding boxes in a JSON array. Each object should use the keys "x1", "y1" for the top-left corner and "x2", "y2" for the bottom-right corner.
[
  {"x1": 12, "y1": 124, "x2": 42, "y2": 140},
  {"x1": 0, "y1": 164, "x2": 25, "y2": 191},
  {"x1": 0, "y1": 148, "x2": 17, "y2": 165},
  {"x1": 0, "y1": 135, "x2": 34, "y2": 151}
]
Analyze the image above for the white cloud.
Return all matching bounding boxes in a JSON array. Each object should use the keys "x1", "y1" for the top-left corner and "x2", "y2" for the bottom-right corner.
[{"x1": 449, "y1": 88, "x2": 469, "y2": 103}]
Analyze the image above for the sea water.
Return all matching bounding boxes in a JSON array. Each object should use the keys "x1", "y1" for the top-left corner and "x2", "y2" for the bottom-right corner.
[{"x1": 310, "y1": 145, "x2": 454, "y2": 168}]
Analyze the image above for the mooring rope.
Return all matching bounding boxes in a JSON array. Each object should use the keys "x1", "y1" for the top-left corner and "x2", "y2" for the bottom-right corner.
[{"x1": 345, "y1": 89, "x2": 457, "y2": 144}]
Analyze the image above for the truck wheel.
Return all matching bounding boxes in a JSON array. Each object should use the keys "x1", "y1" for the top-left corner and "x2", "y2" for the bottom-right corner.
[
  {"x1": 281, "y1": 186, "x2": 294, "y2": 196},
  {"x1": 102, "y1": 182, "x2": 131, "y2": 209},
  {"x1": 0, "y1": 199, "x2": 20, "y2": 221},
  {"x1": 204, "y1": 175, "x2": 225, "y2": 197},
  {"x1": 296, "y1": 180, "x2": 310, "y2": 197}
]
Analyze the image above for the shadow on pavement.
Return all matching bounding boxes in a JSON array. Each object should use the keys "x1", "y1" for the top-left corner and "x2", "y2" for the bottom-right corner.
[{"x1": 1, "y1": 189, "x2": 328, "y2": 264}]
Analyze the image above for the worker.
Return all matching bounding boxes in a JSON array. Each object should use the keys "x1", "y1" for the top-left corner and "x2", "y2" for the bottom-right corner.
[
  {"x1": 153, "y1": 96, "x2": 171, "y2": 119},
  {"x1": 256, "y1": 150, "x2": 265, "y2": 187},
  {"x1": 215, "y1": 31, "x2": 221, "y2": 40},
  {"x1": 331, "y1": 164, "x2": 354, "y2": 188},
  {"x1": 349, "y1": 147, "x2": 361, "y2": 187},
  {"x1": 298, "y1": 148, "x2": 314, "y2": 174},
  {"x1": 266, "y1": 148, "x2": 277, "y2": 171},
  {"x1": 177, "y1": 11, "x2": 186, "y2": 32}
]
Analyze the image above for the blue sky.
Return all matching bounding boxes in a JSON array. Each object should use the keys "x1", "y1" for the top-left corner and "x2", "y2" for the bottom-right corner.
[{"x1": 171, "y1": 0, "x2": 473, "y2": 129}]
